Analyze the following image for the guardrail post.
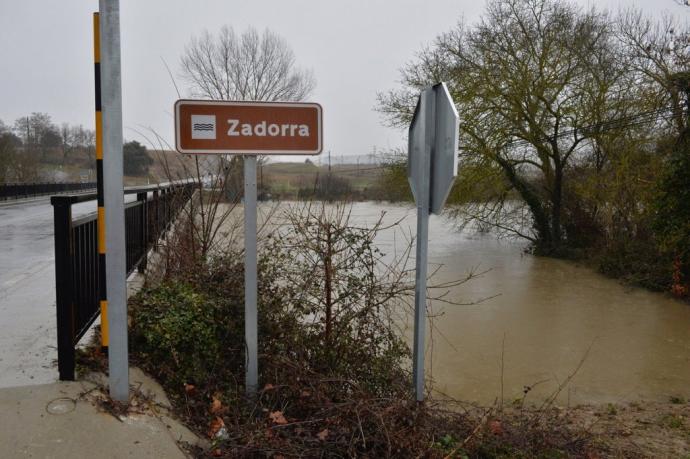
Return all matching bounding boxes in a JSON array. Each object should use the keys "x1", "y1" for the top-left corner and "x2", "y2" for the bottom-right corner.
[
  {"x1": 48, "y1": 180, "x2": 192, "y2": 385},
  {"x1": 152, "y1": 189, "x2": 159, "y2": 251},
  {"x1": 137, "y1": 191, "x2": 147, "y2": 273},
  {"x1": 52, "y1": 196, "x2": 76, "y2": 381},
  {"x1": 162, "y1": 189, "x2": 169, "y2": 238}
]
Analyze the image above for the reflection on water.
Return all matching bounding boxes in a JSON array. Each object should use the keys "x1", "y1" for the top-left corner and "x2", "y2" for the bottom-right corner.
[{"x1": 343, "y1": 202, "x2": 690, "y2": 405}]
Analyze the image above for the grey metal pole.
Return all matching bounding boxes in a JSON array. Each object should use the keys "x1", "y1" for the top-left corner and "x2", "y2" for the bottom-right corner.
[
  {"x1": 413, "y1": 195, "x2": 429, "y2": 402},
  {"x1": 100, "y1": 0, "x2": 128, "y2": 402},
  {"x1": 244, "y1": 155, "x2": 258, "y2": 395},
  {"x1": 412, "y1": 88, "x2": 435, "y2": 402}
]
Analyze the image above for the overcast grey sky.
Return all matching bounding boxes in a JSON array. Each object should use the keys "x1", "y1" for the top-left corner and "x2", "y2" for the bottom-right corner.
[{"x1": 0, "y1": 0, "x2": 685, "y2": 161}]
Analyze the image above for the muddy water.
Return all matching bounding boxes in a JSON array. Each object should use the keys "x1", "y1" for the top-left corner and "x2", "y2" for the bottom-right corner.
[{"x1": 342, "y1": 202, "x2": 690, "y2": 405}]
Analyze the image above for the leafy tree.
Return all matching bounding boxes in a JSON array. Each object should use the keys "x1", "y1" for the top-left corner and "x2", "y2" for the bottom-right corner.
[
  {"x1": 123, "y1": 140, "x2": 153, "y2": 176},
  {"x1": 0, "y1": 132, "x2": 16, "y2": 184},
  {"x1": 371, "y1": 149, "x2": 413, "y2": 202},
  {"x1": 378, "y1": 0, "x2": 679, "y2": 254},
  {"x1": 652, "y1": 73, "x2": 690, "y2": 295},
  {"x1": 653, "y1": 135, "x2": 690, "y2": 294}
]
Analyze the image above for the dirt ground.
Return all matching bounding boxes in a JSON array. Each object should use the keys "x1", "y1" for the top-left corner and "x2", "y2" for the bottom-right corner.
[{"x1": 567, "y1": 401, "x2": 690, "y2": 458}]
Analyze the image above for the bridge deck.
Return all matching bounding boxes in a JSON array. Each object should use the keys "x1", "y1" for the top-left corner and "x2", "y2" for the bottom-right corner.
[{"x1": 0, "y1": 195, "x2": 134, "y2": 388}]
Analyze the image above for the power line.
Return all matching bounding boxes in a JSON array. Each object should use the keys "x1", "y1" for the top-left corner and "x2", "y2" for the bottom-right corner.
[
  {"x1": 502, "y1": 107, "x2": 676, "y2": 150},
  {"x1": 286, "y1": 107, "x2": 681, "y2": 176}
]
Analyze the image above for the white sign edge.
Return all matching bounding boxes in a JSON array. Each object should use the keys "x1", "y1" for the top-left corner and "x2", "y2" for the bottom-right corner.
[{"x1": 174, "y1": 99, "x2": 323, "y2": 155}]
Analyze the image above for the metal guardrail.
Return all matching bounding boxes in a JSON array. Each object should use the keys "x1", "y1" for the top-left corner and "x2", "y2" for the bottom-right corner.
[
  {"x1": 0, "y1": 182, "x2": 97, "y2": 201},
  {"x1": 51, "y1": 180, "x2": 196, "y2": 380}
]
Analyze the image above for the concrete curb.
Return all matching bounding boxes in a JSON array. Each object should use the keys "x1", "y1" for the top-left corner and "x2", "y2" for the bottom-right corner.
[{"x1": 0, "y1": 368, "x2": 206, "y2": 458}]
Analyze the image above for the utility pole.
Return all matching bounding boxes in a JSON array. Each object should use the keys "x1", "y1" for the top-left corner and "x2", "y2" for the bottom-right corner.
[
  {"x1": 327, "y1": 150, "x2": 331, "y2": 199},
  {"x1": 100, "y1": 0, "x2": 128, "y2": 402}
]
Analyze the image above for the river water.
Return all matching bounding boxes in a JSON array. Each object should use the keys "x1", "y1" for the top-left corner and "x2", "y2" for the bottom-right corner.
[{"x1": 340, "y1": 202, "x2": 690, "y2": 406}]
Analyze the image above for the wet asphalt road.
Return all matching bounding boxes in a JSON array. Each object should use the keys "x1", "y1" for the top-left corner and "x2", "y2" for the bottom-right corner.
[{"x1": 0, "y1": 197, "x2": 99, "y2": 388}]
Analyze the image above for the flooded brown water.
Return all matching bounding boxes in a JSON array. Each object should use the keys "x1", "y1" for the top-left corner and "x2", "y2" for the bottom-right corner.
[{"x1": 344, "y1": 202, "x2": 690, "y2": 405}]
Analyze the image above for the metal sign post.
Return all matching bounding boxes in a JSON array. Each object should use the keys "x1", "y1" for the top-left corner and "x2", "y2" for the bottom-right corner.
[
  {"x1": 174, "y1": 100, "x2": 322, "y2": 395},
  {"x1": 407, "y1": 82, "x2": 459, "y2": 402},
  {"x1": 99, "y1": 0, "x2": 128, "y2": 402},
  {"x1": 244, "y1": 155, "x2": 258, "y2": 394}
]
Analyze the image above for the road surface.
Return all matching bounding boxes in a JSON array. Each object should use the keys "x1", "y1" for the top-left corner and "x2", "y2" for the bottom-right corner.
[{"x1": 0, "y1": 196, "x2": 98, "y2": 388}]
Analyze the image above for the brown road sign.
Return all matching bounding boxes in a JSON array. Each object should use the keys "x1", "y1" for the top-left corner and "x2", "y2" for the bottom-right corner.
[{"x1": 174, "y1": 100, "x2": 323, "y2": 155}]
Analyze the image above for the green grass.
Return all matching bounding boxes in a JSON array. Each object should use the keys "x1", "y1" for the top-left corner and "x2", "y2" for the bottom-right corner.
[{"x1": 263, "y1": 161, "x2": 382, "y2": 197}]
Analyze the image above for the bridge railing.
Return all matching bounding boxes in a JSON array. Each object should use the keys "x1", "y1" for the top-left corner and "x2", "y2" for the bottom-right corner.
[
  {"x1": 0, "y1": 182, "x2": 97, "y2": 201},
  {"x1": 50, "y1": 179, "x2": 196, "y2": 380}
]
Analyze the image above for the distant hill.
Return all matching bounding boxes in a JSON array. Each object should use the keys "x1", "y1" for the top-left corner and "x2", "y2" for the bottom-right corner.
[{"x1": 262, "y1": 161, "x2": 385, "y2": 200}]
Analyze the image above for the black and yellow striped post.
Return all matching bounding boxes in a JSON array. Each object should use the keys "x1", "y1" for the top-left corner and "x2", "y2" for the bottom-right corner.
[{"x1": 94, "y1": 12, "x2": 109, "y2": 349}]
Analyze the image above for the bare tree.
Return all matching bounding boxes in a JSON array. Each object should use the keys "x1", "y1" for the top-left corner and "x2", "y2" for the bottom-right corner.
[
  {"x1": 171, "y1": 26, "x2": 316, "y2": 267},
  {"x1": 618, "y1": 10, "x2": 690, "y2": 135},
  {"x1": 59, "y1": 122, "x2": 73, "y2": 164},
  {"x1": 180, "y1": 26, "x2": 315, "y2": 102}
]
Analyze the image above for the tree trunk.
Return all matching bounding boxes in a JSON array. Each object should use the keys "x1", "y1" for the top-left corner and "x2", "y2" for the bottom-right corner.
[
  {"x1": 551, "y1": 162, "x2": 564, "y2": 250},
  {"x1": 497, "y1": 157, "x2": 552, "y2": 247}
]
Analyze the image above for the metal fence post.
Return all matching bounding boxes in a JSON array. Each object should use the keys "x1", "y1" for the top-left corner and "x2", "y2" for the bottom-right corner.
[
  {"x1": 48, "y1": 181, "x2": 194, "y2": 387},
  {"x1": 52, "y1": 196, "x2": 76, "y2": 381},
  {"x1": 158, "y1": 189, "x2": 164, "y2": 238},
  {"x1": 152, "y1": 189, "x2": 159, "y2": 250},
  {"x1": 137, "y1": 192, "x2": 147, "y2": 273},
  {"x1": 164, "y1": 189, "x2": 171, "y2": 231}
]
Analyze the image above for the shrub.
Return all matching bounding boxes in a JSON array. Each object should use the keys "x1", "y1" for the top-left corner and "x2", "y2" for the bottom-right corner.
[
  {"x1": 125, "y1": 201, "x2": 595, "y2": 458},
  {"x1": 130, "y1": 282, "x2": 243, "y2": 389},
  {"x1": 652, "y1": 134, "x2": 690, "y2": 297}
]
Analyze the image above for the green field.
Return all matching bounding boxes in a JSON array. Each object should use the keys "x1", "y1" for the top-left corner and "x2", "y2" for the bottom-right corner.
[{"x1": 261, "y1": 161, "x2": 383, "y2": 198}]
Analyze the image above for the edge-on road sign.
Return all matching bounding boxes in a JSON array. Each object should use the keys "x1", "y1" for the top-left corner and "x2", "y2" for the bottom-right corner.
[
  {"x1": 175, "y1": 100, "x2": 322, "y2": 155},
  {"x1": 408, "y1": 83, "x2": 459, "y2": 215},
  {"x1": 407, "y1": 82, "x2": 459, "y2": 402}
]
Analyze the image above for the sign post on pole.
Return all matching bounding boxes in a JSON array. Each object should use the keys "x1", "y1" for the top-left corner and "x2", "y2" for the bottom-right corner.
[
  {"x1": 407, "y1": 82, "x2": 459, "y2": 402},
  {"x1": 175, "y1": 100, "x2": 322, "y2": 395},
  {"x1": 99, "y1": 0, "x2": 128, "y2": 402},
  {"x1": 243, "y1": 155, "x2": 258, "y2": 393}
]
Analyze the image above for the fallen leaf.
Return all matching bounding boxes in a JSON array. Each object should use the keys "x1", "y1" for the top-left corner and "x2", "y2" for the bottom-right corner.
[
  {"x1": 210, "y1": 397, "x2": 222, "y2": 414},
  {"x1": 269, "y1": 410, "x2": 288, "y2": 425},
  {"x1": 208, "y1": 416, "x2": 225, "y2": 438},
  {"x1": 489, "y1": 419, "x2": 503, "y2": 436},
  {"x1": 316, "y1": 429, "x2": 329, "y2": 441}
]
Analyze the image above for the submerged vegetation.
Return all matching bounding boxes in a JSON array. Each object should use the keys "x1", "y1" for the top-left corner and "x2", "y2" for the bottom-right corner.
[{"x1": 109, "y1": 202, "x2": 605, "y2": 457}]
